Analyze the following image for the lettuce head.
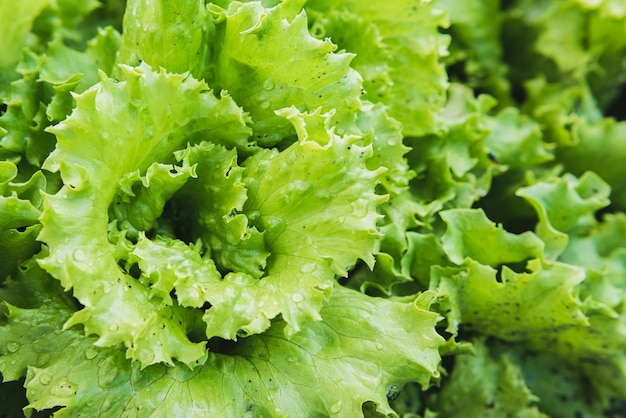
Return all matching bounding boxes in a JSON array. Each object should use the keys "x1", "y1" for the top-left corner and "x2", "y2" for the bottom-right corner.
[{"x1": 2, "y1": 0, "x2": 626, "y2": 417}]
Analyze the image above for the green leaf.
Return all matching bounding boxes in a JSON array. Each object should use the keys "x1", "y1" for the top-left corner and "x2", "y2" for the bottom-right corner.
[
  {"x1": 483, "y1": 107, "x2": 554, "y2": 168},
  {"x1": 432, "y1": 338, "x2": 546, "y2": 418},
  {"x1": 516, "y1": 171, "x2": 611, "y2": 260},
  {"x1": 40, "y1": 27, "x2": 122, "y2": 120},
  {"x1": 431, "y1": 259, "x2": 588, "y2": 340},
  {"x1": 307, "y1": 0, "x2": 450, "y2": 136},
  {"x1": 356, "y1": 102, "x2": 411, "y2": 197},
  {"x1": 0, "y1": 165, "x2": 47, "y2": 280},
  {"x1": 40, "y1": 27, "x2": 121, "y2": 90},
  {"x1": 22, "y1": 286, "x2": 443, "y2": 417},
  {"x1": 128, "y1": 235, "x2": 222, "y2": 309},
  {"x1": 405, "y1": 84, "x2": 503, "y2": 221},
  {"x1": 440, "y1": 208, "x2": 544, "y2": 266},
  {"x1": 109, "y1": 158, "x2": 197, "y2": 240},
  {"x1": 516, "y1": 346, "x2": 619, "y2": 418},
  {"x1": 561, "y1": 212, "x2": 626, "y2": 309},
  {"x1": 114, "y1": 0, "x2": 210, "y2": 79},
  {"x1": 238, "y1": 107, "x2": 386, "y2": 335},
  {"x1": 435, "y1": 0, "x2": 511, "y2": 103},
  {"x1": 0, "y1": 259, "x2": 76, "y2": 382},
  {"x1": 0, "y1": 0, "x2": 48, "y2": 70},
  {"x1": 0, "y1": 50, "x2": 57, "y2": 168},
  {"x1": 558, "y1": 118, "x2": 626, "y2": 210},
  {"x1": 0, "y1": 196, "x2": 41, "y2": 280},
  {"x1": 168, "y1": 142, "x2": 269, "y2": 279},
  {"x1": 210, "y1": 0, "x2": 363, "y2": 146}
]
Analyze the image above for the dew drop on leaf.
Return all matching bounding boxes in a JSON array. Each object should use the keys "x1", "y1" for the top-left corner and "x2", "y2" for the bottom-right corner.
[
  {"x1": 85, "y1": 347, "x2": 98, "y2": 360},
  {"x1": 72, "y1": 249, "x2": 87, "y2": 261},
  {"x1": 98, "y1": 356, "x2": 120, "y2": 389},
  {"x1": 300, "y1": 263, "x2": 316, "y2": 273},
  {"x1": 330, "y1": 400, "x2": 342, "y2": 414},
  {"x1": 38, "y1": 373, "x2": 52, "y2": 385},
  {"x1": 50, "y1": 380, "x2": 76, "y2": 397},
  {"x1": 138, "y1": 348, "x2": 155, "y2": 364},
  {"x1": 6, "y1": 341, "x2": 20, "y2": 353},
  {"x1": 291, "y1": 293, "x2": 304, "y2": 303},
  {"x1": 37, "y1": 353, "x2": 51, "y2": 367}
]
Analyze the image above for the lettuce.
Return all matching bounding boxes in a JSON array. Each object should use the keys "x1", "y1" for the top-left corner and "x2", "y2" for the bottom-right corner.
[{"x1": 2, "y1": 0, "x2": 626, "y2": 417}]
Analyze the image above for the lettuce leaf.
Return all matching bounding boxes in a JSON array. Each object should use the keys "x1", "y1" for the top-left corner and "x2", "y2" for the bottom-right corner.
[
  {"x1": 0, "y1": 0, "x2": 48, "y2": 71},
  {"x1": 114, "y1": 0, "x2": 210, "y2": 79},
  {"x1": 306, "y1": 0, "x2": 450, "y2": 137},
  {"x1": 208, "y1": 0, "x2": 364, "y2": 146},
  {"x1": 0, "y1": 162, "x2": 45, "y2": 280},
  {"x1": 432, "y1": 338, "x2": 546, "y2": 418}
]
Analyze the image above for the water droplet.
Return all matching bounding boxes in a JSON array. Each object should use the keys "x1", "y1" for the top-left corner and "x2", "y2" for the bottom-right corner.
[
  {"x1": 73, "y1": 249, "x2": 87, "y2": 262},
  {"x1": 301, "y1": 263, "x2": 316, "y2": 274},
  {"x1": 330, "y1": 400, "x2": 342, "y2": 414},
  {"x1": 386, "y1": 384, "x2": 401, "y2": 401},
  {"x1": 265, "y1": 216, "x2": 286, "y2": 233},
  {"x1": 86, "y1": 401, "x2": 95, "y2": 408},
  {"x1": 85, "y1": 347, "x2": 98, "y2": 360},
  {"x1": 31, "y1": 319, "x2": 39, "y2": 327},
  {"x1": 98, "y1": 356, "x2": 120, "y2": 389},
  {"x1": 108, "y1": 323, "x2": 119, "y2": 332},
  {"x1": 51, "y1": 380, "x2": 76, "y2": 397},
  {"x1": 263, "y1": 79, "x2": 274, "y2": 90},
  {"x1": 138, "y1": 349, "x2": 155, "y2": 365},
  {"x1": 38, "y1": 373, "x2": 52, "y2": 385},
  {"x1": 291, "y1": 293, "x2": 303, "y2": 303},
  {"x1": 288, "y1": 180, "x2": 311, "y2": 193},
  {"x1": 37, "y1": 353, "x2": 51, "y2": 367},
  {"x1": 260, "y1": 100, "x2": 271, "y2": 109},
  {"x1": 287, "y1": 356, "x2": 298, "y2": 363},
  {"x1": 6, "y1": 341, "x2": 20, "y2": 353},
  {"x1": 376, "y1": 341, "x2": 384, "y2": 350}
]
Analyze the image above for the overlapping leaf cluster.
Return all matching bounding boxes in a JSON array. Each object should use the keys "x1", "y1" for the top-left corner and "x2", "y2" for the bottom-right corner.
[
  {"x1": 1, "y1": 0, "x2": 626, "y2": 417},
  {"x1": 1, "y1": 0, "x2": 443, "y2": 416}
]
